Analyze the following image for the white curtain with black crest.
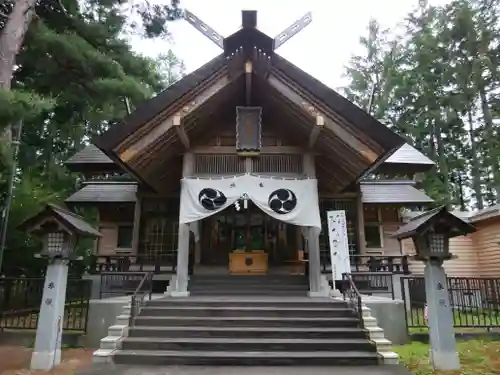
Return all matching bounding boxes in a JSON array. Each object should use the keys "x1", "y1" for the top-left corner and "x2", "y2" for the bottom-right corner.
[
  {"x1": 179, "y1": 177, "x2": 242, "y2": 224},
  {"x1": 242, "y1": 175, "x2": 321, "y2": 230},
  {"x1": 179, "y1": 174, "x2": 321, "y2": 231}
]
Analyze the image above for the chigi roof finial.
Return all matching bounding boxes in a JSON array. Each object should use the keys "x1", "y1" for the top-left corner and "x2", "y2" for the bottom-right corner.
[{"x1": 182, "y1": 9, "x2": 312, "y2": 52}]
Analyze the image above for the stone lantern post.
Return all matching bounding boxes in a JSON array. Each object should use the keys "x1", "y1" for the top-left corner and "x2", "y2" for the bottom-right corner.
[
  {"x1": 392, "y1": 206, "x2": 475, "y2": 371},
  {"x1": 17, "y1": 204, "x2": 101, "y2": 371}
]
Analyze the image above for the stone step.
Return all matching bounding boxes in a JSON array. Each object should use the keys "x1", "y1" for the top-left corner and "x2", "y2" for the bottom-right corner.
[
  {"x1": 132, "y1": 316, "x2": 361, "y2": 328},
  {"x1": 188, "y1": 290, "x2": 308, "y2": 296},
  {"x1": 146, "y1": 298, "x2": 346, "y2": 309},
  {"x1": 188, "y1": 284, "x2": 308, "y2": 291},
  {"x1": 189, "y1": 276, "x2": 308, "y2": 282},
  {"x1": 189, "y1": 279, "x2": 308, "y2": 285},
  {"x1": 112, "y1": 349, "x2": 379, "y2": 366},
  {"x1": 128, "y1": 326, "x2": 369, "y2": 339},
  {"x1": 138, "y1": 306, "x2": 355, "y2": 318},
  {"x1": 120, "y1": 337, "x2": 377, "y2": 352}
]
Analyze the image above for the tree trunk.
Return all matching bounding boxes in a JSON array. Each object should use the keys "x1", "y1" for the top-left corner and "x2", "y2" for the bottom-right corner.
[
  {"x1": 467, "y1": 108, "x2": 484, "y2": 209},
  {"x1": 479, "y1": 86, "x2": 500, "y2": 201},
  {"x1": 0, "y1": 0, "x2": 37, "y2": 141},
  {"x1": 433, "y1": 118, "x2": 451, "y2": 207}
]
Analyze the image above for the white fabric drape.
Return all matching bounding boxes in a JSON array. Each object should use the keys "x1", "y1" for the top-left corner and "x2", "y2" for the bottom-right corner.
[
  {"x1": 179, "y1": 174, "x2": 321, "y2": 230},
  {"x1": 179, "y1": 177, "x2": 242, "y2": 224}
]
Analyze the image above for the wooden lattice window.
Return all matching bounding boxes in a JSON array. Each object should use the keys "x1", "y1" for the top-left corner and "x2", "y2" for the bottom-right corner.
[
  {"x1": 194, "y1": 154, "x2": 245, "y2": 175},
  {"x1": 139, "y1": 198, "x2": 179, "y2": 262},
  {"x1": 252, "y1": 154, "x2": 303, "y2": 174},
  {"x1": 140, "y1": 217, "x2": 178, "y2": 261}
]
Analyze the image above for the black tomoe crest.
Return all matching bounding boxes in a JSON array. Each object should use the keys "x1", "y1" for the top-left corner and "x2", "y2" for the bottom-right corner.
[
  {"x1": 268, "y1": 189, "x2": 297, "y2": 214},
  {"x1": 198, "y1": 188, "x2": 227, "y2": 211}
]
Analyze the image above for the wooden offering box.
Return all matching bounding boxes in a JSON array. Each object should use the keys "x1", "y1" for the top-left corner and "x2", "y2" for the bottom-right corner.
[{"x1": 229, "y1": 250, "x2": 268, "y2": 274}]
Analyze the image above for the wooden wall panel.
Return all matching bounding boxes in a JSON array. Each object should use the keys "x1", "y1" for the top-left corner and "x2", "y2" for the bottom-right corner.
[
  {"x1": 403, "y1": 236, "x2": 478, "y2": 277},
  {"x1": 362, "y1": 205, "x2": 402, "y2": 256},
  {"x1": 97, "y1": 224, "x2": 119, "y2": 255},
  {"x1": 473, "y1": 219, "x2": 500, "y2": 278}
]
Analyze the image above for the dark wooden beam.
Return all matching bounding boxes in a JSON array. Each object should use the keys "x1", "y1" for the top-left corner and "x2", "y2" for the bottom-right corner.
[
  {"x1": 119, "y1": 74, "x2": 233, "y2": 163},
  {"x1": 191, "y1": 146, "x2": 305, "y2": 154},
  {"x1": 267, "y1": 74, "x2": 379, "y2": 163}
]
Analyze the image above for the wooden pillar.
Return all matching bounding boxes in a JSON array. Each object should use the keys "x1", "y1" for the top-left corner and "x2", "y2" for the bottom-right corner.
[
  {"x1": 173, "y1": 152, "x2": 194, "y2": 297},
  {"x1": 303, "y1": 153, "x2": 323, "y2": 296},
  {"x1": 194, "y1": 221, "x2": 201, "y2": 265},
  {"x1": 356, "y1": 186, "x2": 366, "y2": 255},
  {"x1": 131, "y1": 194, "x2": 142, "y2": 256}
]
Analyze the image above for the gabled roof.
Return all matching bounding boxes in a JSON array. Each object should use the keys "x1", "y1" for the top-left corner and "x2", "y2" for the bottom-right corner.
[
  {"x1": 65, "y1": 144, "x2": 120, "y2": 174},
  {"x1": 377, "y1": 143, "x2": 434, "y2": 174},
  {"x1": 89, "y1": 11, "x2": 405, "y2": 193},
  {"x1": 94, "y1": 54, "x2": 227, "y2": 152},
  {"x1": 385, "y1": 143, "x2": 434, "y2": 166},
  {"x1": 393, "y1": 206, "x2": 475, "y2": 240},
  {"x1": 17, "y1": 204, "x2": 101, "y2": 237}
]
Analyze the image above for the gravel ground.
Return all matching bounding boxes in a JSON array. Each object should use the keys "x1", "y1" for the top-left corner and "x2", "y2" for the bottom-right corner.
[{"x1": 0, "y1": 346, "x2": 93, "y2": 375}]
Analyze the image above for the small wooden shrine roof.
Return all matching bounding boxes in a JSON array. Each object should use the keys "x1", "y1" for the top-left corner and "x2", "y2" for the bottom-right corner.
[
  {"x1": 17, "y1": 204, "x2": 101, "y2": 237},
  {"x1": 66, "y1": 182, "x2": 138, "y2": 203},
  {"x1": 392, "y1": 206, "x2": 475, "y2": 240},
  {"x1": 360, "y1": 180, "x2": 433, "y2": 204}
]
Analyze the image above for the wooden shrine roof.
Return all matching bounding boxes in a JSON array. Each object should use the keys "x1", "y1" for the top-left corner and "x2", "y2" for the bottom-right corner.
[
  {"x1": 17, "y1": 203, "x2": 101, "y2": 237},
  {"x1": 360, "y1": 180, "x2": 433, "y2": 204},
  {"x1": 89, "y1": 12, "x2": 406, "y2": 193},
  {"x1": 65, "y1": 180, "x2": 433, "y2": 205}
]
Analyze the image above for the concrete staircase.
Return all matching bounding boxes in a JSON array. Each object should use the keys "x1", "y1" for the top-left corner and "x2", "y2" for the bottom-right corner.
[
  {"x1": 111, "y1": 296, "x2": 381, "y2": 366},
  {"x1": 188, "y1": 274, "x2": 310, "y2": 296}
]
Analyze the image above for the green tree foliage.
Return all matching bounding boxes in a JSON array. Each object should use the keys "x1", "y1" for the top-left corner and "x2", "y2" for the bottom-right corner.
[
  {"x1": 343, "y1": 0, "x2": 500, "y2": 210},
  {"x1": 0, "y1": 0, "x2": 184, "y2": 275}
]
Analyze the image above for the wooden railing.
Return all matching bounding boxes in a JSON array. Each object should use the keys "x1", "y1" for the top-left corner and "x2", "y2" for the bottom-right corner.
[
  {"x1": 320, "y1": 254, "x2": 410, "y2": 275},
  {"x1": 88, "y1": 255, "x2": 176, "y2": 275}
]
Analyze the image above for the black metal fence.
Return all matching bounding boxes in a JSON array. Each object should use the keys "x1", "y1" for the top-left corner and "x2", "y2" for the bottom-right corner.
[
  {"x1": 320, "y1": 254, "x2": 410, "y2": 275},
  {"x1": 401, "y1": 276, "x2": 500, "y2": 331},
  {"x1": 0, "y1": 277, "x2": 92, "y2": 332},
  {"x1": 89, "y1": 255, "x2": 176, "y2": 274},
  {"x1": 99, "y1": 272, "x2": 154, "y2": 299},
  {"x1": 350, "y1": 272, "x2": 395, "y2": 299}
]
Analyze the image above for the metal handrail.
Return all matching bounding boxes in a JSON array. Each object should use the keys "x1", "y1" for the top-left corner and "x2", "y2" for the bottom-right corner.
[
  {"x1": 129, "y1": 272, "x2": 153, "y2": 326},
  {"x1": 342, "y1": 273, "x2": 364, "y2": 329}
]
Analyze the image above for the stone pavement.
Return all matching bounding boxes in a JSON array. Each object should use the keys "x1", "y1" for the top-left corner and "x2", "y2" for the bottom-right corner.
[{"x1": 77, "y1": 364, "x2": 413, "y2": 375}]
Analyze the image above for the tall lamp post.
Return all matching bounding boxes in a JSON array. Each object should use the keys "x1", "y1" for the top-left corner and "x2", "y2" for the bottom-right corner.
[
  {"x1": 17, "y1": 204, "x2": 101, "y2": 371},
  {"x1": 392, "y1": 206, "x2": 476, "y2": 371}
]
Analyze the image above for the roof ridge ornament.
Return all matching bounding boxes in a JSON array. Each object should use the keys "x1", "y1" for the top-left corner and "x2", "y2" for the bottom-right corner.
[
  {"x1": 273, "y1": 12, "x2": 312, "y2": 50},
  {"x1": 183, "y1": 9, "x2": 224, "y2": 49},
  {"x1": 182, "y1": 9, "x2": 312, "y2": 52}
]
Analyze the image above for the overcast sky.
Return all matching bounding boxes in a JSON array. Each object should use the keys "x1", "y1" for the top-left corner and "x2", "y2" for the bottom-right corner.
[{"x1": 131, "y1": 0, "x2": 450, "y2": 90}]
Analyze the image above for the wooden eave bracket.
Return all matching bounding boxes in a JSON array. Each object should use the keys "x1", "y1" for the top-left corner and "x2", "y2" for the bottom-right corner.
[
  {"x1": 267, "y1": 74, "x2": 379, "y2": 163},
  {"x1": 173, "y1": 113, "x2": 190, "y2": 149},
  {"x1": 308, "y1": 115, "x2": 324, "y2": 148}
]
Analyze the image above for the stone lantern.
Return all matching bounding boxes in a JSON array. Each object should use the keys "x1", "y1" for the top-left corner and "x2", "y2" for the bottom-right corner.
[
  {"x1": 393, "y1": 206, "x2": 475, "y2": 371},
  {"x1": 17, "y1": 204, "x2": 101, "y2": 371}
]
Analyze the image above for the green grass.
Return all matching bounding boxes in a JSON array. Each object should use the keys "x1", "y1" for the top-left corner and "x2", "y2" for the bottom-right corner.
[{"x1": 394, "y1": 339, "x2": 500, "y2": 375}]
